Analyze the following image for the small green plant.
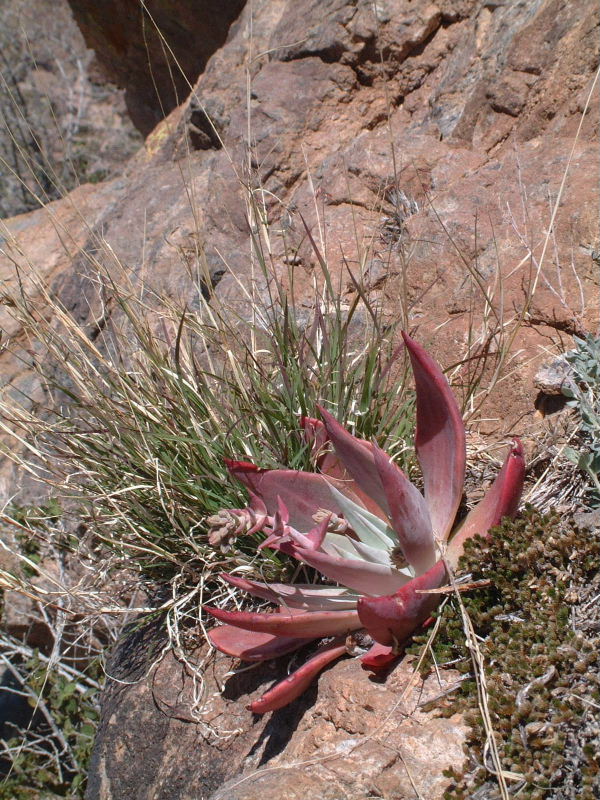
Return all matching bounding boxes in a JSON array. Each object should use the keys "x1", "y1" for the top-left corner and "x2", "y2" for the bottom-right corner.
[
  {"x1": 0, "y1": 647, "x2": 101, "y2": 799},
  {"x1": 413, "y1": 508, "x2": 600, "y2": 799},
  {"x1": 562, "y1": 334, "x2": 600, "y2": 503},
  {"x1": 3, "y1": 499, "x2": 63, "y2": 578}
]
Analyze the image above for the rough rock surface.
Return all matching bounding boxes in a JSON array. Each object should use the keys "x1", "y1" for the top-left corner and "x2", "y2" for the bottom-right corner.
[
  {"x1": 87, "y1": 627, "x2": 466, "y2": 800},
  {"x1": 1, "y1": 0, "x2": 597, "y2": 474}
]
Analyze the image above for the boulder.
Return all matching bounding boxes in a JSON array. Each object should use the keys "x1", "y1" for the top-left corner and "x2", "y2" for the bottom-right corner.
[{"x1": 87, "y1": 626, "x2": 466, "y2": 800}]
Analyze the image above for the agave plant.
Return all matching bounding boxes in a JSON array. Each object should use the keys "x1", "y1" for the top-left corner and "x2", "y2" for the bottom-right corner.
[{"x1": 204, "y1": 332, "x2": 525, "y2": 713}]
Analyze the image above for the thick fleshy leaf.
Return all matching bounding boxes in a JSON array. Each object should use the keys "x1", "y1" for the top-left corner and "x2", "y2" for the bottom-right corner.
[
  {"x1": 447, "y1": 438, "x2": 525, "y2": 566},
  {"x1": 346, "y1": 538, "x2": 395, "y2": 566},
  {"x1": 372, "y1": 441, "x2": 436, "y2": 573},
  {"x1": 360, "y1": 642, "x2": 399, "y2": 671},
  {"x1": 328, "y1": 485, "x2": 396, "y2": 549},
  {"x1": 402, "y1": 332, "x2": 466, "y2": 542},
  {"x1": 282, "y1": 541, "x2": 411, "y2": 596},
  {"x1": 208, "y1": 625, "x2": 309, "y2": 662},
  {"x1": 321, "y1": 532, "x2": 363, "y2": 560},
  {"x1": 249, "y1": 638, "x2": 348, "y2": 714},
  {"x1": 303, "y1": 415, "x2": 386, "y2": 515},
  {"x1": 204, "y1": 605, "x2": 362, "y2": 638},
  {"x1": 220, "y1": 574, "x2": 360, "y2": 610},
  {"x1": 226, "y1": 461, "x2": 364, "y2": 532},
  {"x1": 318, "y1": 406, "x2": 391, "y2": 517},
  {"x1": 301, "y1": 416, "x2": 330, "y2": 466},
  {"x1": 357, "y1": 559, "x2": 447, "y2": 646}
]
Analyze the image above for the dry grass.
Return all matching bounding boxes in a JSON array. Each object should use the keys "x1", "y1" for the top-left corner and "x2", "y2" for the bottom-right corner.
[{"x1": 0, "y1": 5, "x2": 596, "y2": 796}]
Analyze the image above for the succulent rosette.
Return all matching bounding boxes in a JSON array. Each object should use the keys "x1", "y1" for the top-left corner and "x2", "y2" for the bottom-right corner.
[{"x1": 204, "y1": 332, "x2": 525, "y2": 713}]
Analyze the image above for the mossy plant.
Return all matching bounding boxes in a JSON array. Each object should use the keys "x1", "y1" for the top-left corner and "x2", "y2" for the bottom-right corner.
[{"x1": 411, "y1": 507, "x2": 600, "y2": 799}]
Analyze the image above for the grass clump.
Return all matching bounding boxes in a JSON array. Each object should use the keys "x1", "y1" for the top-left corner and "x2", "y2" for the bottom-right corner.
[
  {"x1": 412, "y1": 507, "x2": 600, "y2": 799},
  {"x1": 0, "y1": 246, "x2": 415, "y2": 612}
]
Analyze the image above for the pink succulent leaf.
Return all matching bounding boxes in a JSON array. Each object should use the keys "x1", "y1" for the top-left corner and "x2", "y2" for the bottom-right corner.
[
  {"x1": 402, "y1": 332, "x2": 466, "y2": 542},
  {"x1": 208, "y1": 625, "x2": 310, "y2": 662},
  {"x1": 302, "y1": 416, "x2": 378, "y2": 504},
  {"x1": 204, "y1": 605, "x2": 363, "y2": 638},
  {"x1": 327, "y1": 485, "x2": 395, "y2": 549},
  {"x1": 360, "y1": 642, "x2": 399, "y2": 672},
  {"x1": 357, "y1": 559, "x2": 447, "y2": 646},
  {"x1": 303, "y1": 515, "x2": 330, "y2": 550},
  {"x1": 220, "y1": 574, "x2": 360, "y2": 610},
  {"x1": 248, "y1": 638, "x2": 348, "y2": 714},
  {"x1": 227, "y1": 462, "x2": 365, "y2": 532},
  {"x1": 372, "y1": 440, "x2": 436, "y2": 573},
  {"x1": 320, "y1": 532, "x2": 363, "y2": 560},
  {"x1": 245, "y1": 492, "x2": 268, "y2": 534},
  {"x1": 282, "y1": 541, "x2": 412, "y2": 596},
  {"x1": 301, "y1": 416, "x2": 331, "y2": 467},
  {"x1": 321, "y1": 535, "x2": 394, "y2": 567},
  {"x1": 318, "y1": 406, "x2": 391, "y2": 517},
  {"x1": 345, "y1": 538, "x2": 397, "y2": 567},
  {"x1": 220, "y1": 573, "x2": 286, "y2": 605},
  {"x1": 447, "y1": 438, "x2": 525, "y2": 566}
]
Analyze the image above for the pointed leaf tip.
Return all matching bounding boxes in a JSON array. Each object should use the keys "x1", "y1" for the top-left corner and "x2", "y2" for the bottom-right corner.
[
  {"x1": 248, "y1": 639, "x2": 348, "y2": 714},
  {"x1": 401, "y1": 331, "x2": 466, "y2": 542},
  {"x1": 447, "y1": 437, "x2": 525, "y2": 565}
]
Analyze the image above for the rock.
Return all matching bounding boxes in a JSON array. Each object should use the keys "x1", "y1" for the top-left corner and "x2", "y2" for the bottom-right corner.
[
  {"x1": 87, "y1": 625, "x2": 467, "y2": 800},
  {"x1": 66, "y1": 0, "x2": 246, "y2": 135},
  {"x1": 0, "y1": 0, "x2": 596, "y2": 461},
  {"x1": 0, "y1": 0, "x2": 141, "y2": 217},
  {"x1": 534, "y1": 354, "x2": 575, "y2": 394},
  {"x1": 573, "y1": 509, "x2": 600, "y2": 532}
]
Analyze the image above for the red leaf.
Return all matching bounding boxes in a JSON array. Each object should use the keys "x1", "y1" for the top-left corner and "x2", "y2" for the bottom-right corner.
[
  {"x1": 301, "y1": 416, "x2": 330, "y2": 467},
  {"x1": 402, "y1": 332, "x2": 466, "y2": 542},
  {"x1": 220, "y1": 573, "x2": 359, "y2": 610},
  {"x1": 318, "y1": 406, "x2": 390, "y2": 518},
  {"x1": 357, "y1": 559, "x2": 447, "y2": 646},
  {"x1": 224, "y1": 459, "x2": 261, "y2": 472},
  {"x1": 227, "y1": 464, "x2": 364, "y2": 532},
  {"x1": 360, "y1": 642, "x2": 399, "y2": 672},
  {"x1": 371, "y1": 441, "x2": 436, "y2": 573},
  {"x1": 208, "y1": 625, "x2": 309, "y2": 662},
  {"x1": 302, "y1": 415, "x2": 372, "y2": 496},
  {"x1": 447, "y1": 438, "x2": 525, "y2": 566},
  {"x1": 204, "y1": 605, "x2": 362, "y2": 638},
  {"x1": 282, "y1": 541, "x2": 410, "y2": 596},
  {"x1": 248, "y1": 638, "x2": 348, "y2": 714}
]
